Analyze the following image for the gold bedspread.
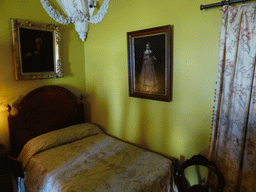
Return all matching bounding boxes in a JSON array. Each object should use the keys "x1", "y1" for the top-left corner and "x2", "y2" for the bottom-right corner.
[{"x1": 18, "y1": 123, "x2": 173, "y2": 192}]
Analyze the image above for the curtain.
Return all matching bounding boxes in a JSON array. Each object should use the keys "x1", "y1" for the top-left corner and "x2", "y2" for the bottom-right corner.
[{"x1": 209, "y1": 3, "x2": 256, "y2": 192}]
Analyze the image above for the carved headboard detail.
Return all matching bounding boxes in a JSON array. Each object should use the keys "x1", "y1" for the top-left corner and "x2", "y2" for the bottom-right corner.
[{"x1": 7, "y1": 85, "x2": 85, "y2": 158}]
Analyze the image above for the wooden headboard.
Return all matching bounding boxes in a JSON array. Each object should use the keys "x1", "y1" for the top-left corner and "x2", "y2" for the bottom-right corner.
[{"x1": 7, "y1": 85, "x2": 85, "y2": 158}]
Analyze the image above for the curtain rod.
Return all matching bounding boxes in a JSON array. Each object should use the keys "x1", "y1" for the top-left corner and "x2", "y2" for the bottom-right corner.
[{"x1": 200, "y1": 0, "x2": 249, "y2": 10}]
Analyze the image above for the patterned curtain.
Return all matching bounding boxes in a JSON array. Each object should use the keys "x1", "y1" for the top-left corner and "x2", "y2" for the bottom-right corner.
[{"x1": 209, "y1": 3, "x2": 256, "y2": 192}]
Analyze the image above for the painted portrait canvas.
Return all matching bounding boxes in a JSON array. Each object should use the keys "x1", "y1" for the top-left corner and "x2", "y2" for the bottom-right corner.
[
  {"x1": 11, "y1": 19, "x2": 63, "y2": 80},
  {"x1": 127, "y1": 25, "x2": 173, "y2": 102}
]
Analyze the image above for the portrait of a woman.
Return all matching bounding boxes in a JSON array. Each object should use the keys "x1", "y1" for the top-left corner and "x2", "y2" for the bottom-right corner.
[
  {"x1": 127, "y1": 25, "x2": 172, "y2": 101},
  {"x1": 137, "y1": 42, "x2": 159, "y2": 93},
  {"x1": 133, "y1": 34, "x2": 166, "y2": 95}
]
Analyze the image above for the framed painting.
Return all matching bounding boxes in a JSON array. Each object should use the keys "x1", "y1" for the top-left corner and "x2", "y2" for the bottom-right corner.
[
  {"x1": 11, "y1": 19, "x2": 63, "y2": 80},
  {"x1": 127, "y1": 25, "x2": 173, "y2": 102}
]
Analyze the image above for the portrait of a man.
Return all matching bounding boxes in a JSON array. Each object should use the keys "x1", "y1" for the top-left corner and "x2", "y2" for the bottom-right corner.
[
  {"x1": 20, "y1": 28, "x2": 54, "y2": 73},
  {"x1": 11, "y1": 19, "x2": 62, "y2": 80}
]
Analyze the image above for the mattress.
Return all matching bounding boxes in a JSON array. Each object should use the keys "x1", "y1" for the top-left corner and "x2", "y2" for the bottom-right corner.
[{"x1": 17, "y1": 123, "x2": 173, "y2": 192}]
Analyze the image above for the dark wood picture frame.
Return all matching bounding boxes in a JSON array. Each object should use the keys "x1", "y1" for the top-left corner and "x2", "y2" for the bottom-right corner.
[
  {"x1": 11, "y1": 19, "x2": 63, "y2": 80},
  {"x1": 127, "y1": 25, "x2": 173, "y2": 102}
]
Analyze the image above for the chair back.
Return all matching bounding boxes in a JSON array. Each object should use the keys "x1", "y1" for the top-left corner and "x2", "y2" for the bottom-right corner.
[{"x1": 175, "y1": 154, "x2": 225, "y2": 192}]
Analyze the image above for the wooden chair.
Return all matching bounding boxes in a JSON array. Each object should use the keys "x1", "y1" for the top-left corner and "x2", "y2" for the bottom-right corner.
[{"x1": 175, "y1": 154, "x2": 225, "y2": 192}]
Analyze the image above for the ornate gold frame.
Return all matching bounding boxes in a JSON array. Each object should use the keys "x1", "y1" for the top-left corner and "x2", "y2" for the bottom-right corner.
[{"x1": 11, "y1": 19, "x2": 63, "y2": 80}]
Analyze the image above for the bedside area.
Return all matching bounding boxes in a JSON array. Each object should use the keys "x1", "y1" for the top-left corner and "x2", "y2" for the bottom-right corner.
[
  {"x1": 0, "y1": 144, "x2": 23, "y2": 192},
  {"x1": 0, "y1": 173, "x2": 14, "y2": 192}
]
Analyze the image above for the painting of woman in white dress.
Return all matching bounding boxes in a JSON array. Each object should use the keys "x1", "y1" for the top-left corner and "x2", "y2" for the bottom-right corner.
[
  {"x1": 127, "y1": 25, "x2": 172, "y2": 101},
  {"x1": 133, "y1": 34, "x2": 166, "y2": 95},
  {"x1": 137, "y1": 42, "x2": 159, "y2": 93}
]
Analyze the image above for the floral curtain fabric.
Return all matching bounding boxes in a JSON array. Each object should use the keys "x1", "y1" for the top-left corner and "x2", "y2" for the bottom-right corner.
[{"x1": 209, "y1": 3, "x2": 256, "y2": 191}]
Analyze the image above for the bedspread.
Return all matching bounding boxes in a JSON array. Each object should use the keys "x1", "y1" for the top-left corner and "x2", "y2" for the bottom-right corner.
[{"x1": 18, "y1": 123, "x2": 173, "y2": 192}]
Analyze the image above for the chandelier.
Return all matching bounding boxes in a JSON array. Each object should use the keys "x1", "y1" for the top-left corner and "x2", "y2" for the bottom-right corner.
[{"x1": 41, "y1": 0, "x2": 109, "y2": 42}]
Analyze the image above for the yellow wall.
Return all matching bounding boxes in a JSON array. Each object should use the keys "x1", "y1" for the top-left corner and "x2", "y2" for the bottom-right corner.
[
  {"x1": 1, "y1": 0, "x2": 223, "y2": 160},
  {"x1": 85, "y1": 0, "x2": 222, "y2": 159},
  {"x1": 0, "y1": 0, "x2": 86, "y2": 149}
]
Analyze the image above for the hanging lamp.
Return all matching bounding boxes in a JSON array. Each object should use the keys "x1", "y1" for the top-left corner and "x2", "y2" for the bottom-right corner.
[{"x1": 41, "y1": 0, "x2": 109, "y2": 42}]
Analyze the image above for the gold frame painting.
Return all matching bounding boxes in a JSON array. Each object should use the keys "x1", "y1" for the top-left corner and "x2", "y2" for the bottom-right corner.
[
  {"x1": 127, "y1": 25, "x2": 173, "y2": 102},
  {"x1": 11, "y1": 19, "x2": 63, "y2": 80}
]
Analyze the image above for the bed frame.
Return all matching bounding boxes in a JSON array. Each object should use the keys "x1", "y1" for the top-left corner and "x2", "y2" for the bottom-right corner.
[{"x1": 7, "y1": 85, "x2": 85, "y2": 158}]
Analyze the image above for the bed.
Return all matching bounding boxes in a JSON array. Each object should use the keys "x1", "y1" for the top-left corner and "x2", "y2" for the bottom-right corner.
[{"x1": 7, "y1": 85, "x2": 177, "y2": 192}]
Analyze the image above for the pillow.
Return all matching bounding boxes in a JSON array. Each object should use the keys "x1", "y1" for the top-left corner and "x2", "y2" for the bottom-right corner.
[{"x1": 18, "y1": 123, "x2": 103, "y2": 169}]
